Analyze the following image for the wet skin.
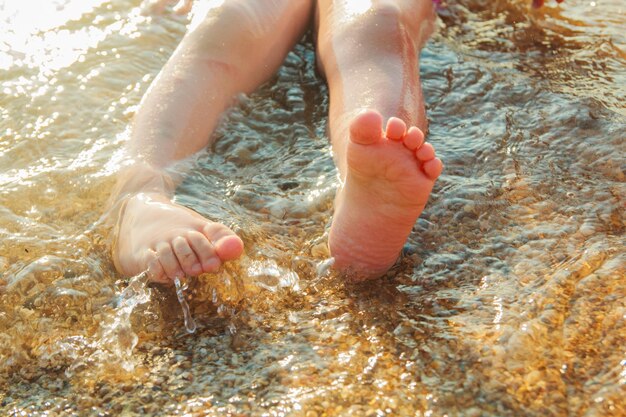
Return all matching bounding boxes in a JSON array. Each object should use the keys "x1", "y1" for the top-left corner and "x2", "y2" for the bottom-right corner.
[{"x1": 112, "y1": 0, "x2": 442, "y2": 282}]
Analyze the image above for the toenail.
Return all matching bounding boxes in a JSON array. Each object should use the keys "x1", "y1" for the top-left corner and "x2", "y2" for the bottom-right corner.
[{"x1": 203, "y1": 258, "x2": 220, "y2": 272}]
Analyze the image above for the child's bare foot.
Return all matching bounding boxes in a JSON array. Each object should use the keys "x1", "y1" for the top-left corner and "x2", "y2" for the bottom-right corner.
[
  {"x1": 329, "y1": 110, "x2": 443, "y2": 280},
  {"x1": 113, "y1": 193, "x2": 244, "y2": 283}
]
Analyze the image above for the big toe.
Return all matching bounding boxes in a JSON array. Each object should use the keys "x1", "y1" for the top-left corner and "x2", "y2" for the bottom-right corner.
[
  {"x1": 215, "y1": 235, "x2": 244, "y2": 260},
  {"x1": 203, "y1": 223, "x2": 244, "y2": 261},
  {"x1": 349, "y1": 110, "x2": 384, "y2": 145}
]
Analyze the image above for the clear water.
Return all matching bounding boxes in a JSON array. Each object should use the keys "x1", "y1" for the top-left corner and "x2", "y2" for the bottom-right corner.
[{"x1": 1, "y1": 0, "x2": 624, "y2": 416}]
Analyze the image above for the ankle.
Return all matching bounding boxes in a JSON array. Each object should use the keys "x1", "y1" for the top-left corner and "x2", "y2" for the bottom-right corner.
[{"x1": 109, "y1": 162, "x2": 177, "y2": 205}]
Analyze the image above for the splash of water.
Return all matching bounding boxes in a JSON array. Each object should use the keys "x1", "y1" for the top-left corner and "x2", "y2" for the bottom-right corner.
[
  {"x1": 175, "y1": 276, "x2": 197, "y2": 334},
  {"x1": 316, "y1": 257, "x2": 335, "y2": 278},
  {"x1": 63, "y1": 271, "x2": 151, "y2": 377},
  {"x1": 96, "y1": 271, "x2": 151, "y2": 370}
]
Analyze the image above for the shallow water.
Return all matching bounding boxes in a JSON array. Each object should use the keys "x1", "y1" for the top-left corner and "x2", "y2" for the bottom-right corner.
[{"x1": 1, "y1": 0, "x2": 625, "y2": 416}]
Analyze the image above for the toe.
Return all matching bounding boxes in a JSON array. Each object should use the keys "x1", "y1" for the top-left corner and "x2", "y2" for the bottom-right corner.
[
  {"x1": 143, "y1": 250, "x2": 168, "y2": 284},
  {"x1": 172, "y1": 236, "x2": 202, "y2": 276},
  {"x1": 403, "y1": 126, "x2": 424, "y2": 150},
  {"x1": 415, "y1": 142, "x2": 436, "y2": 161},
  {"x1": 155, "y1": 242, "x2": 184, "y2": 279},
  {"x1": 203, "y1": 257, "x2": 221, "y2": 273},
  {"x1": 349, "y1": 110, "x2": 383, "y2": 145},
  {"x1": 385, "y1": 117, "x2": 406, "y2": 141},
  {"x1": 214, "y1": 235, "x2": 244, "y2": 260},
  {"x1": 187, "y1": 230, "x2": 221, "y2": 273},
  {"x1": 203, "y1": 223, "x2": 244, "y2": 261},
  {"x1": 422, "y1": 157, "x2": 444, "y2": 180}
]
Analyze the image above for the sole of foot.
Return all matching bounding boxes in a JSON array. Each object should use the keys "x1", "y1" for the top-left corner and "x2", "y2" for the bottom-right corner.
[{"x1": 329, "y1": 109, "x2": 443, "y2": 281}]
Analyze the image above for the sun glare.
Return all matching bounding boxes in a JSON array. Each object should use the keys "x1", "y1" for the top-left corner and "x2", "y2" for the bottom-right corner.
[
  {"x1": 1, "y1": 0, "x2": 119, "y2": 71},
  {"x1": 345, "y1": 0, "x2": 373, "y2": 17}
]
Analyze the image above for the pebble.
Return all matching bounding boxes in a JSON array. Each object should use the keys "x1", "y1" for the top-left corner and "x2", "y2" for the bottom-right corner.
[
  {"x1": 311, "y1": 242, "x2": 330, "y2": 258},
  {"x1": 465, "y1": 407, "x2": 482, "y2": 417},
  {"x1": 463, "y1": 203, "x2": 476, "y2": 213},
  {"x1": 578, "y1": 222, "x2": 596, "y2": 237}
]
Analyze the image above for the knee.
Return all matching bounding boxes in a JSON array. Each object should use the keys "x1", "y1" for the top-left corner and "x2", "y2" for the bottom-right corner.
[
  {"x1": 368, "y1": 1, "x2": 404, "y2": 23},
  {"x1": 321, "y1": 1, "x2": 432, "y2": 52},
  {"x1": 188, "y1": 3, "x2": 274, "y2": 55},
  {"x1": 183, "y1": 0, "x2": 282, "y2": 70},
  {"x1": 366, "y1": 0, "x2": 434, "y2": 34},
  {"x1": 192, "y1": 1, "x2": 252, "y2": 36},
  {"x1": 348, "y1": 2, "x2": 408, "y2": 39}
]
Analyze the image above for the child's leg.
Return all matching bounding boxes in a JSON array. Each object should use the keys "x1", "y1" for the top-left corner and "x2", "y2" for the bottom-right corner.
[
  {"x1": 316, "y1": 0, "x2": 444, "y2": 279},
  {"x1": 113, "y1": 0, "x2": 313, "y2": 283}
]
